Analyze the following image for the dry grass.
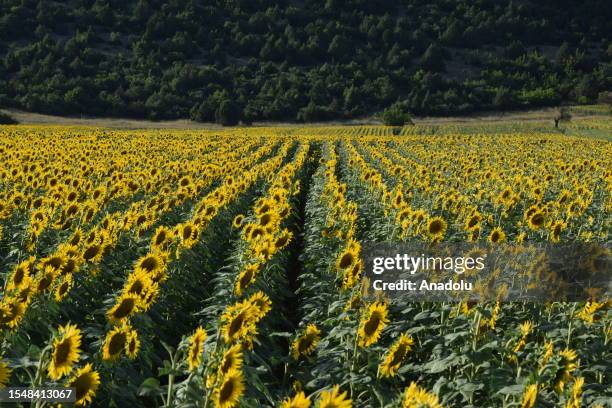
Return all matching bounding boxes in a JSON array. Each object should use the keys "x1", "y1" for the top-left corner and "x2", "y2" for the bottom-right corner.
[{"x1": 0, "y1": 106, "x2": 608, "y2": 129}]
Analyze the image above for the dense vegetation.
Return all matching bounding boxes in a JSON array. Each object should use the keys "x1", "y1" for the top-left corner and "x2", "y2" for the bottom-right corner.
[{"x1": 0, "y1": 0, "x2": 610, "y2": 123}]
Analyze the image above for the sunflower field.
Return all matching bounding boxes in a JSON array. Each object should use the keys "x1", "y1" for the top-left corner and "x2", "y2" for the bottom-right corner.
[{"x1": 0, "y1": 122, "x2": 610, "y2": 407}]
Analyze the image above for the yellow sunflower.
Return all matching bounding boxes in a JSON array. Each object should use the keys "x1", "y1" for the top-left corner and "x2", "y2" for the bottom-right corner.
[
  {"x1": 357, "y1": 302, "x2": 389, "y2": 348},
  {"x1": 335, "y1": 240, "x2": 360, "y2": 273},
  {"x1": 219, "y1": 344, "x2": 243, "y2": 375},
  {"x1": 553, "y1": 349, "x2": 578, "y2": 393},
  {"x1": 220, "y1": 302, "x2": 255, "y2": 344},
  {"x1": 102, "y1": 324, "x2": 130, "y2": 361},
  {"x1": 425, "y1": 216, "x2": 447, "y2": 241},
  {"x1": 318, "y1": 385, "x2": 352, "y2": 408},
  {"x1": 106, "y1": 293, "x2": 140, "y2": 324},
  {"x1": 232, "y1": 214, "x2": 245, "y2": 229},
  {"x1": 234, "y1": 263, "x2": 261, "y2": 296},
  {"x1": 134, "y1": 252, "x2": 165, "y2": 276},
  {"x1": 214, "y1": 369, "x2": 245, "y2": 408},
  {"x1": 0, "y1": 360, "x2": 11, "y2": 389},
  {"x1": 527, "y1": 211, "x2": 546, "y2": 230},
  {"x1": 65, "y1": 363, "x2": 100, "y2": 406},
  {"x1": 520, "y1": 384, "x2": 537, "y2": 408},
  {"x1": 281, "y1": 391, "x2": 311, "y2": 408},
  {"x1": 0, "y1": 296, "x2": 27, "y2": 330},
  {"x1": 187, "y1": 327, "x2": 208, "y2": 371},
  {"x1": 290, "y1": 324, "x2": 321, "y2": 360},
  {"x1": 488, "y1": 227, "x2": 506, "y2": 244},
  {"x1": 379, "y1": 333, "x2": 414, "y2": 378},
  {"x1": 48, "y1": 323, "x2": 82, "y2": 380},
  {"x1": 402, "y1": 382, "x2": 443, "y2": 408},
  {"x1": 54, "y1": 273, "x2": 74, "y2": 302}
]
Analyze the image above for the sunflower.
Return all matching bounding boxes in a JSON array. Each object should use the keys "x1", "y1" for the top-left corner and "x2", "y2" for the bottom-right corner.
[
  {"x1": 520, "y1": 384, "x2": 537, "y2": 408},
  {"x1": 65, "y1": 363, "x2": 100, "y2": 406},
  {"x1": 151, "y1": 226, "x2": 171, "y2": 250},
  {"x1": 6, "y1": 258, "x2": 35, "y2": 291},
  {"x1": 274, "y1": 229, "x2": 293, "y2": 250},
  {"x1": 552, "y1": 349, "x2": 578, "y2": 393},
  {"x1": 34, "y1": 266, "x2": 58, "y2": 294},
  {"x1": 379, "y1": 333, "x2": 414, "y2": 377},
  {"x1": 357, "y1": 302, "x2": 389, "y2": 348},
  {"x1": 102, "y1": 324, "x2": 129, "y2": 361},
  {"x1": 425, "y1": 216, "x2": 447, "y2": 241},
  {"x1": 137, "y1": 281, "x2": 160, "y2": 310},
  {"x1": 187, "y1": 327, "x2": 208, "y2": 371},
  {"x1": 82, "y1": 243, "x2": 103, "y2": 263},
  {"x1": 290, "y1": 324, "x2": 321, "y2": 360},
  {"x1": 54, "y1": 273, "x2": 74, "y2": 302},
  {"x1": 214, "y1": 369, "x2": 244, "y2": 408},
  {"x1": 549, "y1": 220, "x2": 566, "y2": 243},
  {"x1": 106, "y1": 293, "x2": 139, "y2": 324},
  {"x1": 134, "y1": 252, "x2": 165, "y2": 276},
  {"x1": 234, "y1": 263, "x2": 261, "y2": 296},
  {"x1": 488, "y1": 227, "x2": 506, "y2": 244},
  {"x1": 246, "y1": 291, "x2": 272, "y2": 321},
  {"x1": 123, "y1": 269, "x2": 152, "y2": 297},
  {"x1": 335, "y1": 240, "x2": 360, "y2": 272},
  {"x1": 232, "y1": 214, "x2": 245, "y2": 229},
  {"x1": 527, "y1": 211, "x2": 546, "y2": 230},
  {"x1": 126, "y1": 328, "x2": 140, "y2": 360},
  {"x1": 318, "y1": 385, "x2": 352, "y2": 408},
  {"x1": 0, "y1": 296, "x2": 26, "y2": 330},
  {"x1": 281, "y1": 391, "x2": 311, "y2": 408},
  {"x1": 219, "y1": 344, "x2": 243, "y2": 375},
  {"x1": 0, "y1": 360, "x2": 11, "y2": 389},
  {"x1": 464, "y1": 212, "x2": 482, "y2": 231},
  {"x1": 48, "y1": 323, "x2": 82, "y2": 380},
  {"x1": 342, "y1": 259, "x2": 362, "y2": 290},
  {"x1": 177, "y1": 222, "x2": 199, "y2": 248},
  {"x1": 402, "y1": 382, "x2": 443, "y2": 408},
  {"x1": 566, "y1": 377, "x2": 584, "y2": 408},
  {"x1": 220, "y1": 302, "x2": 255, "y2": 344}
]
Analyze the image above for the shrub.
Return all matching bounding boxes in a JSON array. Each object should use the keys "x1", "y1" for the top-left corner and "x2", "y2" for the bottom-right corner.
[{"x1": 381, "y1": 102, "x2": 413, "y2": 126}]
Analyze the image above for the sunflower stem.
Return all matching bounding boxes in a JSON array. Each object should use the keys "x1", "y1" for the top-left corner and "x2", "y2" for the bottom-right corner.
[{"x1": 349, "y1": 332, "x2": 359, "y2": 400}]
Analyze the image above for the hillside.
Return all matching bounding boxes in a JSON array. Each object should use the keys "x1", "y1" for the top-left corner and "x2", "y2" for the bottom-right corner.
[{"x1": 0, "y1": 0, "x2": 611, "y2": 123}]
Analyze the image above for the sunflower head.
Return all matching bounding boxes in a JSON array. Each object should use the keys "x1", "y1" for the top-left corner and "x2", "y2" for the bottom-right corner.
[
  {"x1": 318, "y1": 385, "x2": 352, "y2": 408},
  {"x1": 291, "y1": 324, "x2": 321, "y2": 360},
  {"x1": 281, "y1": 391, "x2": 311, "y2": 408},
  {"x1": 219, "y1": 344, "x2": 243, "y2": 375},
  {"x1": 358, "y1": 302, "x2": 389, "y2": 348},
  {"x1": 187, "y1": 327, "x2": 208, "y2": 371},
  {"x1": 106, "y1": 293, "x2": 140, "y2": 324},
  {"x1": 214, "y1": 369, "x2": 245, "y2": 408},
  {"x1": 48, "y1": 323, "x2": 82, "y2": 380},
  {"x1": 65, "y1": 363, "x2": 100, "y2": 406}
]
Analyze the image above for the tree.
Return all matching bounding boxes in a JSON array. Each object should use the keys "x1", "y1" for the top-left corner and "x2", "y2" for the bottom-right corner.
[
  {"x1": 420, "y1": 44, "x2": 446, "y2": 72},
  {"x1": 215, "y1": 99, "x2": 242, "y2": 126},
  {"x1": 554, "y1": 106, "x2": 571, "y2": 128},
  {"x1": 493, "y1": 88, "x2": 515, "y2": 109},
  {"x1": 381, "y1": 102, "x2": 413, "y2": 126}
]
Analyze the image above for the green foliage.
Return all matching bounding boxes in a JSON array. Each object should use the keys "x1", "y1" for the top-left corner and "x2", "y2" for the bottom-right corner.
[
  {"x1": 381, "y1": 102, "x2": 412, "y2": 126},
  {"x1": 0, "y1": 1, "x2": 609, "y2": 121}
]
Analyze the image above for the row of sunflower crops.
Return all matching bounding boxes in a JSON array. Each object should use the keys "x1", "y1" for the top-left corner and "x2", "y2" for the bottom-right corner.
[{"x1": 0, "y1": 121, "x2": 610, "y2": 407}]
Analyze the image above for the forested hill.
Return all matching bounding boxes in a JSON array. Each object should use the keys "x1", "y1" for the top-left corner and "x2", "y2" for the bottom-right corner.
[{"x1": 0, "y1": 0, "x2": 610, "y2": 124}]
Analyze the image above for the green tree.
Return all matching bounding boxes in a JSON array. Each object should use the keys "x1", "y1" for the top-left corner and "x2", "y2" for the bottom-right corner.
[
  {"x1": 381, "y1": 102, "x2": 412, "y2": 126},
  {"x1": 420, "y1": 44, "x2": 446, "y2": 72},
  {"x1": 215, "y1": 99, "x2": 242, "y2": 126}
]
